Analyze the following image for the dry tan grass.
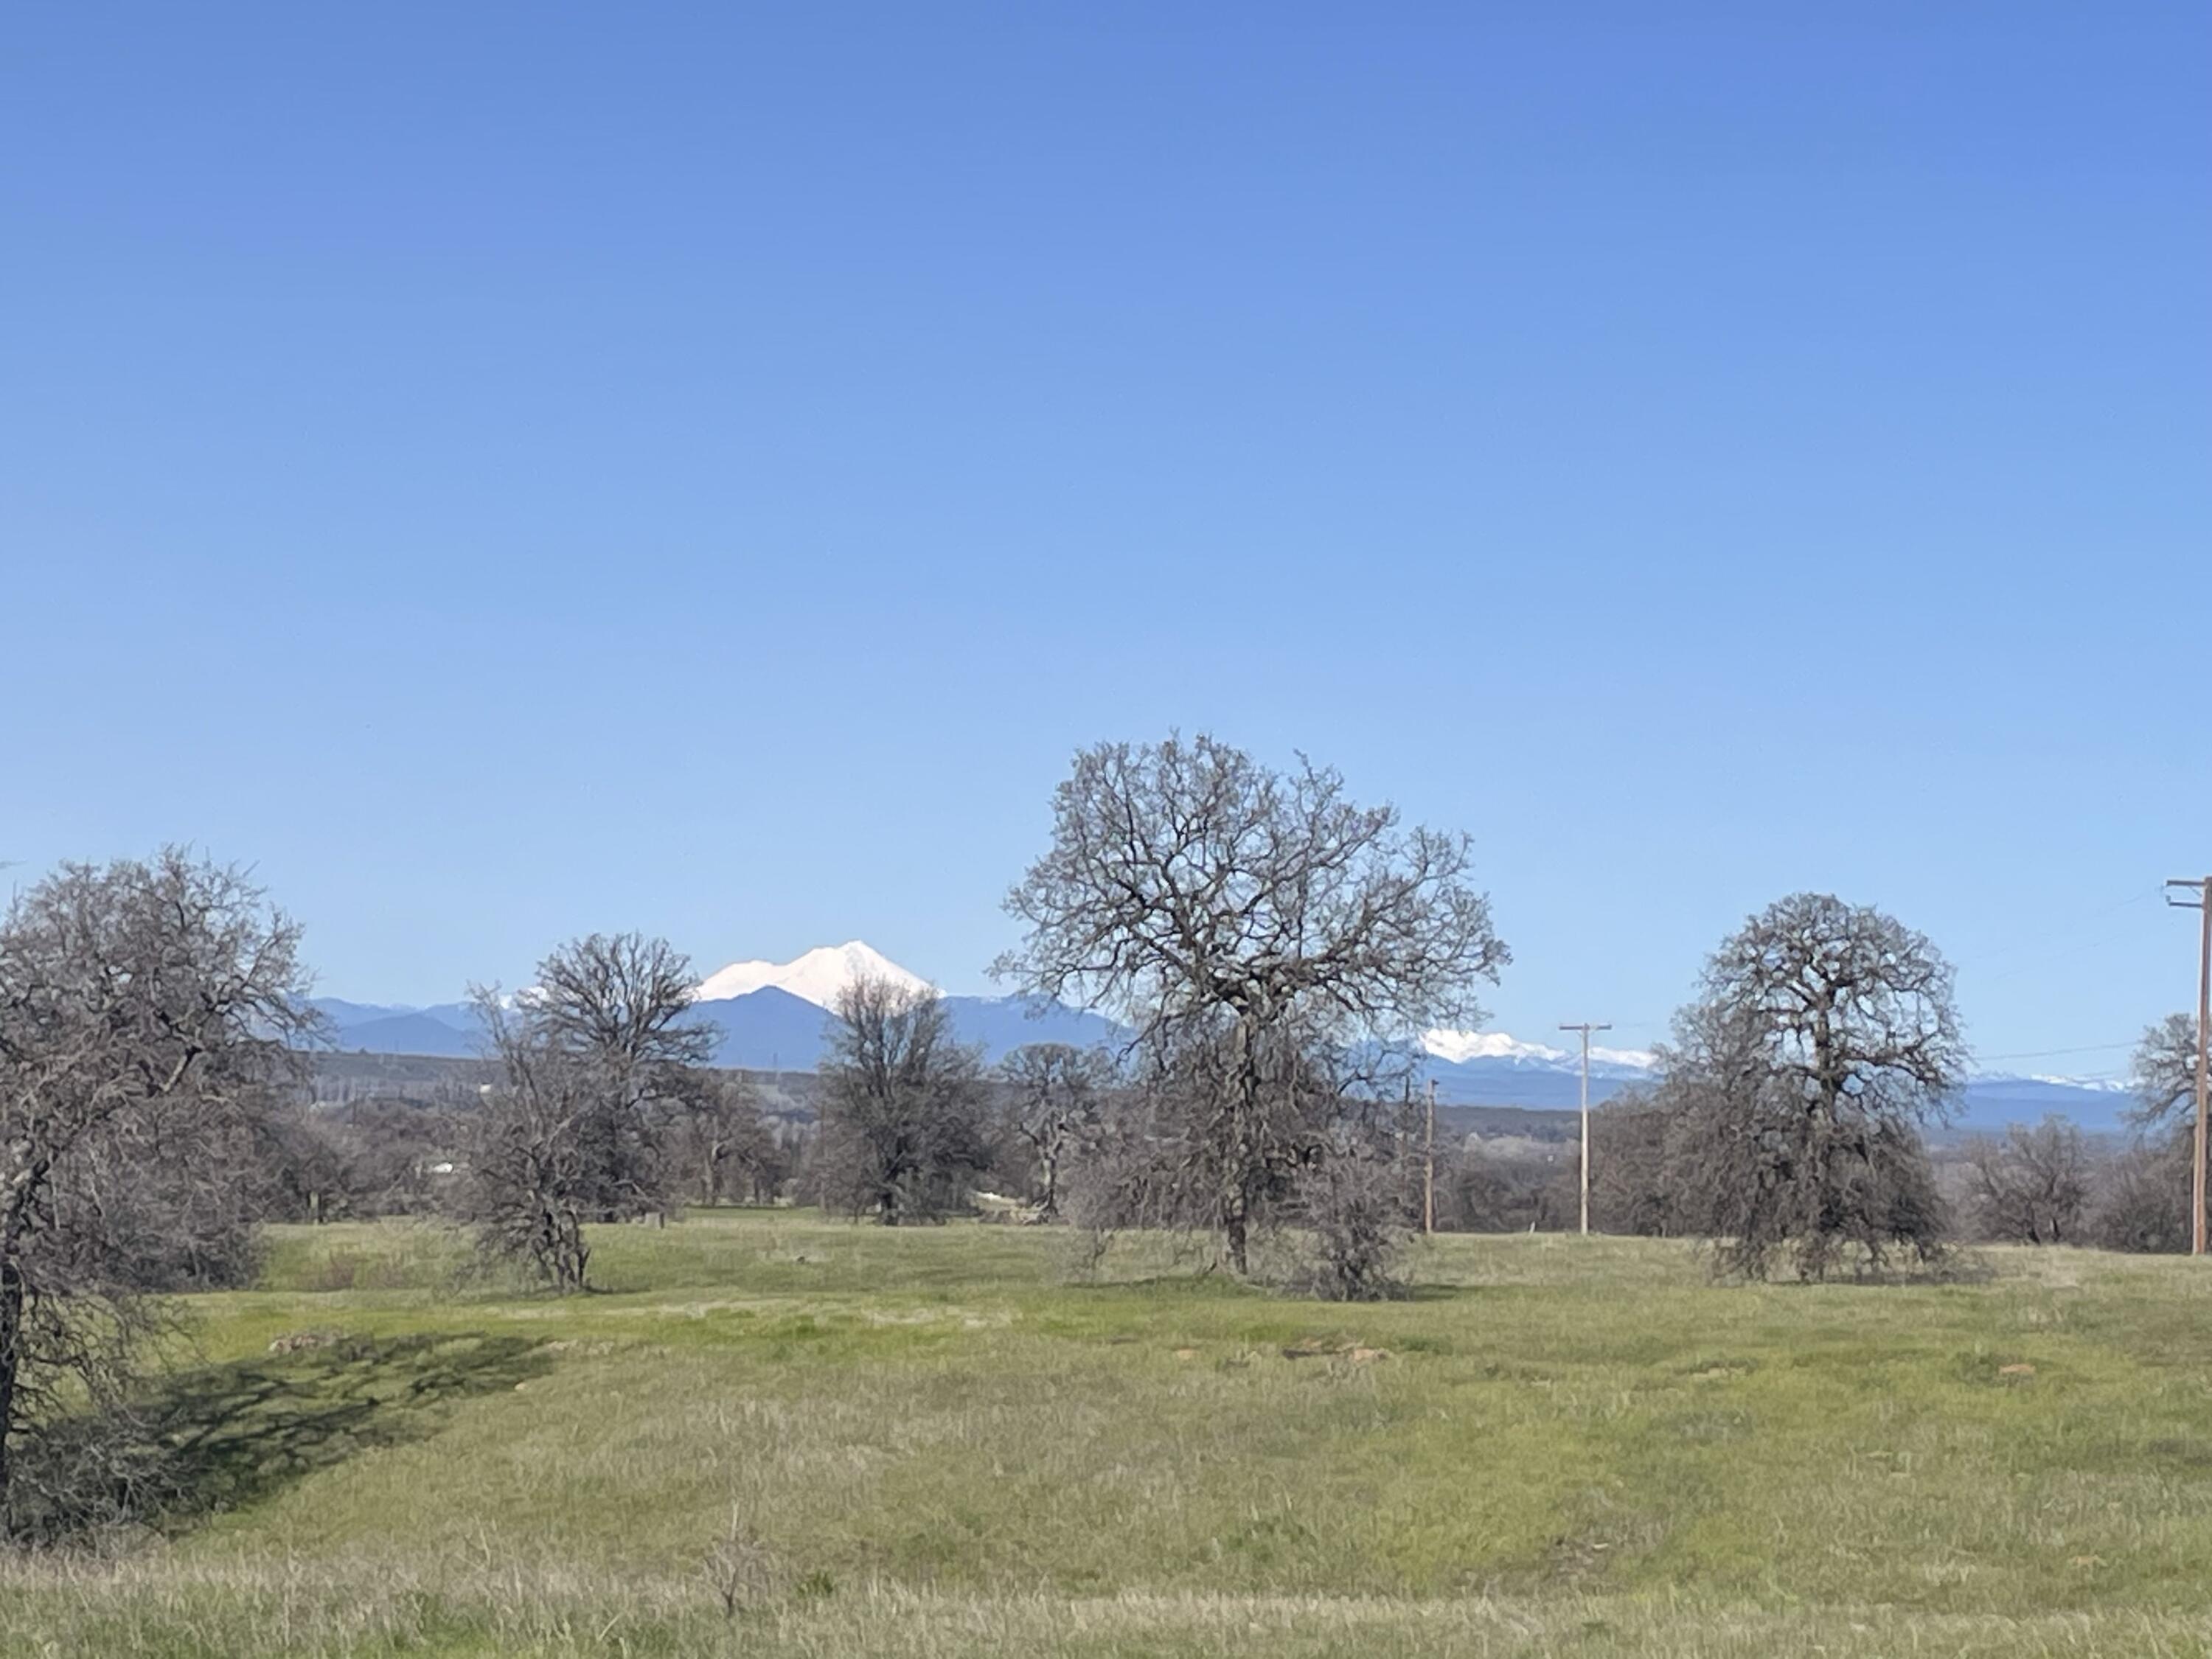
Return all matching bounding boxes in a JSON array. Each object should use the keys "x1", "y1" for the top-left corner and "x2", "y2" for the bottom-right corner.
[{"x1": 4, "y1": 1561, "x2": 2209, "y2": 1658}]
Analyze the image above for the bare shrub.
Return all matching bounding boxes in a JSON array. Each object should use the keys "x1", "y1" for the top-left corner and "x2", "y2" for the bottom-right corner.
[
  {"x1": 2084, "y1": 1127, "x2": 2191, "y2": 1253},
  {"x1": 703, "y1": 1498, "x2": 776, "y2": 1618},
  {"x1": 1288, "y1": 1130, "x2": 1416, "y2": 1301}
]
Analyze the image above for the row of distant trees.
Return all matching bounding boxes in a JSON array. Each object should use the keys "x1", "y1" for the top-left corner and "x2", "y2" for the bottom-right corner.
[
  {"x1": 801, "y1": 883, "x2": 2203, "y2": 1283},
  {"x1": 3, "y1": 734, "x2": 2205, "y2": 1539},
  {"x1": 264, "y1": 929, "x2": 2203, "y2": 1268},
  {"x1": 1548, "y1": 1095, "x2": 2197, "y2": 1256}
]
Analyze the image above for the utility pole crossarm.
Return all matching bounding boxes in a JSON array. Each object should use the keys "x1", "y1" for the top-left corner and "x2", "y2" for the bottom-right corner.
[{"x1": 1559, "y1": 1021, "x2": 1613, "y2": 1237}]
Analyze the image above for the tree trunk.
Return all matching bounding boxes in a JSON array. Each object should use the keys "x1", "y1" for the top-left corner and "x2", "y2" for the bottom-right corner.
[
  {"x1": 0, "y1": 1256, "x2": 22, "y2": 1525},
  {"x1": 1222, "y1": 1012, "x2": 1259, "y2": 1276}
]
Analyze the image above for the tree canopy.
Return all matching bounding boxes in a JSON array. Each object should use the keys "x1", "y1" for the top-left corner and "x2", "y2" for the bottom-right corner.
[
  {"x1": 1655, "y1": 893, "x2": 1965, "y2": 1280},
  {"x1": 997, "y1": 734, "x2": 1507, "y2": 1274}
]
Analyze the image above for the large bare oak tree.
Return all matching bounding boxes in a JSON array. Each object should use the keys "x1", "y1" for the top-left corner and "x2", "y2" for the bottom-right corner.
[
  {"x1": 461, "y1": 933, "x2": 709, "y2": 1290},
  {"x1": 995, "y1": 734, "x2": 1508, "y2": 1274},
  {"x1": 815, "y1": 975, "x2": 990, "y2": 1225},
  {"x1": 0, "y1": 851, "x2": 312, "y2": 1534},
  {"x1": 1656, "y1": 893, "x2": 1964, "y2": 1279},
  {"x1": 2129, "y1": 1012, "x2": 2200, "y2": 1132}
]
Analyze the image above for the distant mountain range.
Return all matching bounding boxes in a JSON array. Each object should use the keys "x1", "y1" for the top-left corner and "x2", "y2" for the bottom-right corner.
[
  {"x1": 310, "y1": 944, "x2": 2143, "y2": 1133},
  {"x1": 1416, "y1": 1049, "x2": 2135, "y2": 1133},
  {"x1": 309, "y1": 941, "x2": 1116, "y2": 1073}
]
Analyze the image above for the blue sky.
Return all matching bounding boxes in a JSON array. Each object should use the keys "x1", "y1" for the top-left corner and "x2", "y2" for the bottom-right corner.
[{"x1": 3, "y1": 4, "x2": 2206, "y2": 1074}]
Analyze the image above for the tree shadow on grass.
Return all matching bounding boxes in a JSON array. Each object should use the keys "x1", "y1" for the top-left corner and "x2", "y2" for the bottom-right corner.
[{"x1": 12, "y1": 1333, "x2": 552, "y2": 1545}]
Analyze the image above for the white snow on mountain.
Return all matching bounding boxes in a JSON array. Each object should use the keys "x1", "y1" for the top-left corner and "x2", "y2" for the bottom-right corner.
[
  {"x1": 1421, "y1": 1029, "x2": 1658, "y2": 1071},
  {"x1": 1422, "y1": 1030, "x2": 1565, "y2": 1065},
  {"x1": 692, "y1": 941, "x2": 936, "y2": 1009},
  {"x1": 1588, "y1": 1045, "x2": 1658, "y2": 1070},
  {"x1": 1413, "y1": 1034, "x2": 2129, "y2": 1093}
]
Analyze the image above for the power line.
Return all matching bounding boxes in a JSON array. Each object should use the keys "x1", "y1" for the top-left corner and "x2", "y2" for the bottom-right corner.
[
  {"x1": 1955, "y1": 883, "x2": 2167, "y2": 973},
  {"x1": 1975, "y1": 1040, "x2": 2138, "y2": 1063}
]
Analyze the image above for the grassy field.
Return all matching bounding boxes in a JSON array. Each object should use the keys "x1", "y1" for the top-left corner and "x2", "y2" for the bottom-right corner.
[{"x1": 4, "y1": 1214, "x2": 2212, "y2": 1656}]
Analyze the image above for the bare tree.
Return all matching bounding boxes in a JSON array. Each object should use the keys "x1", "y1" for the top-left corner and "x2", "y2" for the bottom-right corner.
[
  {"x1": 1586, "y1": 1093, "x2": 1683, "y2": 1237},
  {"x1": 532, "y1": 933, "x2": 714, "y2": 1222},
  {"x1": 673, "y1": 1073, "x2": 786, "y2": 1206},
  {"x1": 0, "y1": 851, "x2": 313, "y2": 1534},
  {"x1": 293, "y1": 1099, "x2": 453, "y2": 1218},
  {"x1": 460, "y1": 934, "x2": 709, "y2": 1288},
  {"x1": 996, "y1": 734, "x2": 1507, "y2": 1275},
  {"x1": 1286, "y1": 1114, "x2": 1418, "y2": 1299},
  {"x1": 2053, "y1": 1018, "x2": 2211, "y2": 1255},
  {"x1": 2084, "y1": 1130, "x2": 2192, "y2": 1253},
  {"x1": 2129, "y1": 1012, "x2": 2198, "y2": 1131},
  {"x1": 815, "y1": 976, "x2": 989, "y2": 1224},
  {"x1": 1431, "y1": 1132, "x2": 1576, "y2": 1233},
  {"x1": 461, "y1": 1005, "x2": 598, "y2": 1291},
  {"x1": 1960, "y1": 1117, "x2": 2092, "y2": 1245},
  {"x1": 1053, "y1": 1085, "x2": 1203, "y2": 1243},
  {"x1": 1657, "y1": 894, "x2": 1965, "y2": 1280},
  {"x1": 998, "y1": 1043, "x2": 1116, "y2": 1219}
]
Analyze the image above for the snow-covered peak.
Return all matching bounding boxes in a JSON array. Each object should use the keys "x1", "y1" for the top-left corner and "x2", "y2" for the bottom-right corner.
[
  {"x1": 1422, "y1": 1029, "x2": 1658, "y2": 1072},
  {"x1": 1423, "y1": 1029, "x2": 1568, "y2": 1065},
  {"x1": 692, "y1": 941, "x2": 936, "y2": 1010},
  {"x1": 1587, "y1": 1044, "x2": 1657, "y2": 1071},
  {"x1": 1980, "y1": 1072, "x2": 2133, "y2": 1093}
]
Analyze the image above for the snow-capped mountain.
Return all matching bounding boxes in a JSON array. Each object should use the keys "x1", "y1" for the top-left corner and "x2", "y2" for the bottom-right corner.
[
  {"x1": 692, "y1": 941, "x2": 935, "y2": 1009},
  {"x1": 681, "y1": 942, "x2": 1117, "y2": 1068},
  {"x1": 309, "y1": 963, "x2": 2143, "y2": 1132},
  {"x1": 2008, "y1": 1073, "x2": 2132, "y2": 1094},
  {"x1": 1413, "y1": 1029, "x2": 2140, "y2": 1130},
  {"x1": 1420, "y1": 1028, "x2": 1658, "y2": 1111},
  {"x1": 1422, "y1": 1029, "x2": 1656, "y2": 1074}
]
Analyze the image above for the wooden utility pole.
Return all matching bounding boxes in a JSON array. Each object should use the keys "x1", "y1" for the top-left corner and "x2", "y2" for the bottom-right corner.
[
  {"x1": 1423, "y1": 1078, "x2": 1437, "y2": 1235},
  {"x1": 1559, "y1": 1021, "x2": 1612, "y2": 1236},
  {"x1": 2166, "y1": 878, "x2": 2212, "y2": 1256}
]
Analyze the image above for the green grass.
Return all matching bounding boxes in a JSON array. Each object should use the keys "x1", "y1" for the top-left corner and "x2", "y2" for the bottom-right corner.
[{"x1": 4, "y1": 1214, "x2": 2212, "y2": 1655}]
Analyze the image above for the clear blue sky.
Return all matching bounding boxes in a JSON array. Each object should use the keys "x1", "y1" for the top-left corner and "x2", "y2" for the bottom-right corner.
[{"x1": 4, "y1": 4, "x2": 2205, "y2": 1074}]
